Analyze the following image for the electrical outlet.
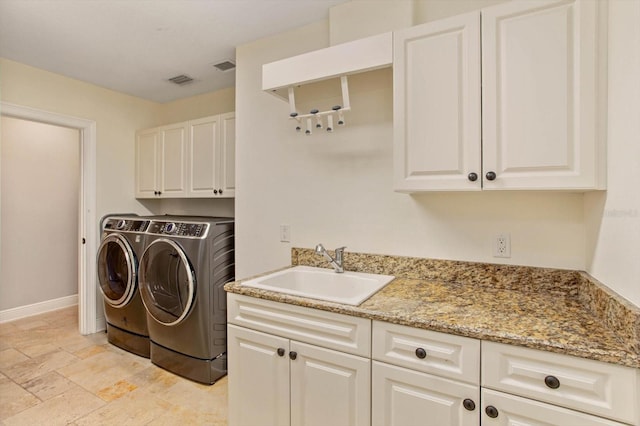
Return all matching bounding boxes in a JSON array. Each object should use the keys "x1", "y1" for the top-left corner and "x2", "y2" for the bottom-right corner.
[
  {"x1": 280, "y1": 224, "x2": 291, "y2": 242},
  {"x1": 493, "y1": 233, "x2": 511, "y2": 258}
]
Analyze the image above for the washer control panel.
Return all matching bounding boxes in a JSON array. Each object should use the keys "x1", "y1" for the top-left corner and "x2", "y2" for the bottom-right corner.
[
  {"x1": 147, "y1": 221, "x2": 208, "y2": 238},
  {"x1": 103, "y1": 218, "x2": 149, "y2": 233}
]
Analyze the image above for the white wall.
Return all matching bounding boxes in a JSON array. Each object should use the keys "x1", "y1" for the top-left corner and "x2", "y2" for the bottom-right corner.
[
  {"x1": 0, "y1": 59, "x2": 237, "y2": 225},
  {"x1": 0, "y1": 58, "x2": 161, "y2": 220},
  {"x1": 0, "y1": 58, "x2": 236, "y2": 320},
  {"x1": 1, "y1": 117, "x2": 79, "y2": 310},
  {"x1": 235, "y1": 16, "x2": 586, "y2": 283},
  {"x1": 585, "y1": 0, "x2": 640, "y2": 307}
]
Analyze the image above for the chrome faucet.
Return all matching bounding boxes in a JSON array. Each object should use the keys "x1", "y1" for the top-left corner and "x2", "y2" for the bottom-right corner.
[{"x1": 315, "y1": 243, "x2": 346, "y2": 273}]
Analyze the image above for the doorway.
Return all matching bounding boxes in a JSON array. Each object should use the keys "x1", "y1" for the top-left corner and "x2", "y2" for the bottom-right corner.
[{"x1": 0, "y1": 102, "x2": 97, "y2": 334}]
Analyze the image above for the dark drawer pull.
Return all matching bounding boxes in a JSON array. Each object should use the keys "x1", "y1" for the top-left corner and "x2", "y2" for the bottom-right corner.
[
  {"x1": 277, "y1": 348, "x2": 285, "y2": 357},
  {"x1": 289, "y1": 351, "x2": 297, "y2": 360},
  {"x1": 485, "y1": 405, "x2": 499, "y2": 418},
  {"x1": 463, "y1": 399, "x2": 476, "y2": 411},
  {"x1": 415, "y1": 348, "x2": 427, "y2": 359},
  {"x1": 545, "y1": 375, "x2": 560, "y2": 389}
]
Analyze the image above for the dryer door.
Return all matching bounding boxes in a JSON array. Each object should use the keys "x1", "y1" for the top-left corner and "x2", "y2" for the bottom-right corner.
[
  {"x1": 96, "y1": 233, "x2": 137, "y2": 307},
  {"x1": 139, "y1": 238, "x2": 196, "y2": 326}
]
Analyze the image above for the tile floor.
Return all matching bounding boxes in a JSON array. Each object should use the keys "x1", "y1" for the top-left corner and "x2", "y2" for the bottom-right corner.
[{"x1": 0, "y1": 306, "x2": 228, "y2": 425}]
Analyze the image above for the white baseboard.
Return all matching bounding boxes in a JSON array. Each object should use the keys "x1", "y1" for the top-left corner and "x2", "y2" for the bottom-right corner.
[{"x1": 0, "y1": 294, "x2": 78, "y2": 323}]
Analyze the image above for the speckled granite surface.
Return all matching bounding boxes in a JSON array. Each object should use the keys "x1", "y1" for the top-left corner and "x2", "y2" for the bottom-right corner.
[{"x1": 225, "y1": 248, "x2": 640, "y2": 369}]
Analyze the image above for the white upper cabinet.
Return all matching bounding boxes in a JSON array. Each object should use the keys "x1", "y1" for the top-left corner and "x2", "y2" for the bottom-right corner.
[
  {"x1": 187, "y1": 113, "x2": 235, "y2": 198},
  {"x1": 482, "y1": 0, "x2": 604, "y2": 190},
  {"x1": 394, "y1": 0, "x2": 606, "y2": 192},
  {"x1": 135, "y1": 129, "x2": 160, "y2": 198},
  {"x1": 135, "y1": 123, "x2": 187, "y2": 198},
  {"x1": 136, "y1": 112, "x2": 235, "y2": 199},
  {"x1": 160, "y1": 124, "x2": 188, "y2": 197},
  {"x1": 394, "y1": 12, "x2": 482, "y2": 191}
]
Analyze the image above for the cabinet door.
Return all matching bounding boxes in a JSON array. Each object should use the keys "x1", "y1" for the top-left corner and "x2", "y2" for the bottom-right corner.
[
  {"x1": 227, "y1": 325, "x2": 290, "y2": 426},
  {"x1": 394, "y1": 11, "x2": 481, "y2": 192},
  {"x1": 159, "y1": 124, "x2": 187, "y2": 197},
  {"x1": 187, "y1": 116, "x2": 219, "y2": 197},
  {"x1": 218, "y1": 112, "x2": 236, "y2": 198},
  {"x1": 372, "y1": 361, "x2": 479, "y2": 426},
  {"x1": 290, "y1": 341, "x2": 370, "y2": 426},
  {"x1": 482, "y1": 0, "x2": 604, "y2": 190},
  {"x1": 135, "y1": 129, "x2": 159, "y2": 198},
  {"x1": 481, "y1": 389, "x2": 628, "y2": 426}
]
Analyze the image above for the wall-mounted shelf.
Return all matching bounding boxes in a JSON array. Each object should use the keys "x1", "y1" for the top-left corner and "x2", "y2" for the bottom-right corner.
[{"x1": 262, "y1": 32, "x2": 392, "y2": 99}]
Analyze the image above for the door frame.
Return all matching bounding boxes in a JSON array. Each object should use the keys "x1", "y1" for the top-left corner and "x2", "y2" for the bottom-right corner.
[{"x1": 1, "y1": 102, "x2": 98, "y2": 334}]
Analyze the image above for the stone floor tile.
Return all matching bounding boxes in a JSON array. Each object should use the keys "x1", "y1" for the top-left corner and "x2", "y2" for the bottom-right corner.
[
  {"x1": 0, "y1": 378, "x2": 41, "y2": 421},
  {"x1": 73, "y1": 344, "x2": 108, "y2": 360},
  {"x1": 74, "y1": 388, "x2": 174, "y2": 425},
  {"x1": 96, "y1": 379, "x2": 138, "y2": 402},
  {"x1": 21, "y1": 370, "x2": 79, "y2": 401},
  {"x1": 1, "y1": 307, "x2": 229, "y2": 425},
  {"x1": 0, "y1": 349, "x2": 29, "y2": 371},
  {"x1": 3, "y1": 350, "x2": 78, "y2": 385},
  {"x1": 58, "y1": 351, "x2": 148, "y2": 394},
  {"x1": 3, "y1": 386, "x2": 105, "y2": 426}
]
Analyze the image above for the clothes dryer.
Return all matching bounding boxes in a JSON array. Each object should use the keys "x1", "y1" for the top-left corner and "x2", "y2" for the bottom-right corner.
[
  {"x1": 139, "y1": 216, "x2": 234, "y2": 384},
  {"x1": 97, "y1": 215, "x2": 150, "y2": 357}
]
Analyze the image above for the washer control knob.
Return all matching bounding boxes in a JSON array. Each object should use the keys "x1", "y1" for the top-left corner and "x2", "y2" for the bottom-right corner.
[
  {"x1": 165, "y1": 223, "x2": 177, "y2": 234},
  {"x1": 116, "y1": 220, "x2": 126, "y2": 230}
]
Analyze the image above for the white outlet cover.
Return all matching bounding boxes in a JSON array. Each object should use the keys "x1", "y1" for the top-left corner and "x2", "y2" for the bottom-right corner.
[{"x1": 493, "y1": 233, "x2": 511, "y2": 258}]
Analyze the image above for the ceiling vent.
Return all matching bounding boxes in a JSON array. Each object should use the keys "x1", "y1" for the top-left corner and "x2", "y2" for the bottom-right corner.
[
  {"x1": 168, "y1": 74, "x2": 194, "y2": 85},
  {"x1": 213, "y1": 60, "x2": 236, "y2": 72}
]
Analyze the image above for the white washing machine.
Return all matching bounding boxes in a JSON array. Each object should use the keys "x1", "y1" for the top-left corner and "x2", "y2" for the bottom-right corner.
[
  {"x1": 96, "y1": 215, "x2": 150, "y2": 357},
  {"x1": 139, "y1": 216, "x2": 234, "y2": 384}
]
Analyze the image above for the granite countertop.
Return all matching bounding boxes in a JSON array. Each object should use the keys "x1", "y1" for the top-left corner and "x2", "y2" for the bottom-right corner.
[{"x1": 225, "y1": 249, "x2": 640, "y2": 369}]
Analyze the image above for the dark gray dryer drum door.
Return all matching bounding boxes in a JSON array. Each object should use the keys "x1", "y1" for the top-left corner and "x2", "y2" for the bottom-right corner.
[
  {"x1": 139, "y1": 238, "x2": 196, "y2": 326},
  {"x1": 96, "y1": 233, "x2": 137, "y2": 308}
]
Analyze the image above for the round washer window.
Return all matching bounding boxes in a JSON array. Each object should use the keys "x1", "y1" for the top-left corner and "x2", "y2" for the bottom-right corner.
[
  {"x1": 96, "y1": 234, "x2": 136, "y2": 307},
  {"x1": 139, "y1": 238, "x2": 196, "y2": 326}
]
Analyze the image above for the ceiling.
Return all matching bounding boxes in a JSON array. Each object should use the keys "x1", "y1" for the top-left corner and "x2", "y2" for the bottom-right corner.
[{"x1": 0, "y1": 0, "x2": 350, "y2": 103}]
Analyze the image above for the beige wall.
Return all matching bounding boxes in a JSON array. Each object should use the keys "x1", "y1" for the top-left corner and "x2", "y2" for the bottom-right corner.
[
  {"x1": 0, "y1": 58, "x2": 161, "y2": 219},
  {"x1": 1, "y1": 117, "x2": 80, "y2": 310},
  {"x1": 1, "y1": 0, "x2": 637, "y2": 312},
  {"x1": 0, "y1": 58, "x2": 236, "y2": 220},
  {"x1": 234, "y1": 15, "x2": 586, "y2": 282},
  {"x1": 235, "y1": 0, "x2": 639, "y2": 308},
  {"x1": 585, "y1": 0, "x2": 640, "y2": 306},
  {"x1": 0, "y1": 58, "x2": 235, "y2": 315}
]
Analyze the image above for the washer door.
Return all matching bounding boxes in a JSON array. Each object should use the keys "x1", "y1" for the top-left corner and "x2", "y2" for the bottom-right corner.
[
  {"x1": 139, "y1": 238, "x2": 196, "y2": 326},
  {"x1": 96, "y1": 233, "x2": 137, "y2": 307}
]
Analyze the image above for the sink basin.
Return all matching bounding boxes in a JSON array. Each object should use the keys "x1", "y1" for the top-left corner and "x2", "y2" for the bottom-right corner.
[{"x1": 240, "y1": 266, "x2": 395, "y2": 306}]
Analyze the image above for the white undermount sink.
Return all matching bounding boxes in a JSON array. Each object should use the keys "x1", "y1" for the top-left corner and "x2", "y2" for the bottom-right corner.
[{"x1": 240, "y1": 265, "x2": 395, "y2": 306}]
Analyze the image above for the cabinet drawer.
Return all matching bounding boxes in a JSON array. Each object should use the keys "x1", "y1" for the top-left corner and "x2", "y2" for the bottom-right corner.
[
  {"x1": 482, "y1": 341, "x2": 639, "y2": 425},
  {"x1": 481, "y1": 388, "x2": 627, "y2": 426},
  {"x1": 227, "y1": 293, "x2": 371, "y2": 357},
  {"x1": 372, "y1": 320, "x2": 480, "y2": 384}
]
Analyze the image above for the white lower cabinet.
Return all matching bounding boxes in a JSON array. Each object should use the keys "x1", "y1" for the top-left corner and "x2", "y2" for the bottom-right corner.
[
  {"x1": 227, "y1": 294, "x2": 639, "y2": 426},
  {"x1": 482, "y1": 341, "x2": 639, "y2": 426},
  {"x1": 481, "y1": 388, "x2": 628, "y2": 426},
  {"x1": 372, "y1": 361, "x2": 479, "y2": 426},
  {"x1": 227, "y1": 325, "x2": 289, "y2": 426},
  {"x1": 290, "y1": 341, "x2": 370, "y2": 426},
  {"x1": 227, "y1": 294, "x2": 371, "y2": 426},
  {"x1": 372, "y1": 320, "x2": 481, "y2": 426}
]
